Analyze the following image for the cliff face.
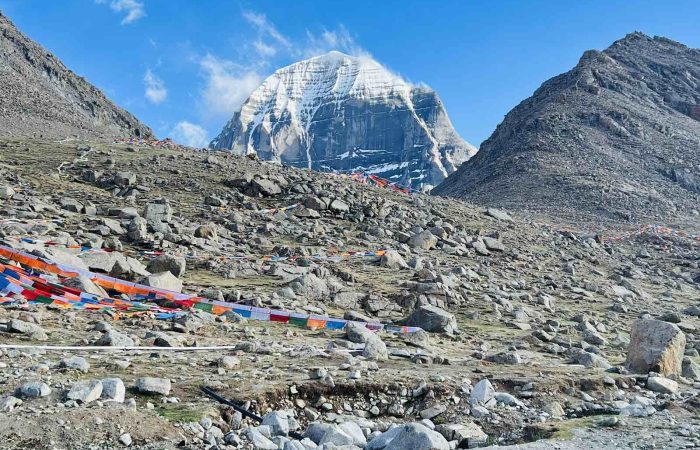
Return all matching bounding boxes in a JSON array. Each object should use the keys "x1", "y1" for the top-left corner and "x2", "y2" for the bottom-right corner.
[
  {"x1": 434, "y1": 33, "x2": 700, "y2": 222},
  {"x1": 210, "y1": 51, "x2": 475, "y2": 189},
  {"x1": 0, "y1": 11, "x2": 153, "y2": 139}
]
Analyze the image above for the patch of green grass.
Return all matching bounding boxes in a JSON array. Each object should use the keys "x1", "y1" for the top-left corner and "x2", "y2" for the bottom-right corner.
[
  {"x1": 528, "y1": 416, "x2": 603, "y2": 442},
  {"x1": 156, "y1": 404, "x2": 205, "y2": 423}
]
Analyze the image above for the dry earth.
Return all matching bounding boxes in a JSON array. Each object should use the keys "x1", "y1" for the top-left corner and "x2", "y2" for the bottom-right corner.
[{"x1": 0, "y1": 139, "x2": 699, "y2": 450}]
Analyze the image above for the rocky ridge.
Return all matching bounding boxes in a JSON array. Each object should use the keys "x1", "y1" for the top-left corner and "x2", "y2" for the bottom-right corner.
[
  {"x1": 434, "y1": 32, "x2": 700, "y2": 223},
  {"x1": 0, "y1": 11, "x2": 153, "y2": 140}
]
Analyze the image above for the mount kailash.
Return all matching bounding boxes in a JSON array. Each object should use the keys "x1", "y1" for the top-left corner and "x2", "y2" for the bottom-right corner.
[{"x1": 210, "y1": 51, "x2": 476, "y2": 190}]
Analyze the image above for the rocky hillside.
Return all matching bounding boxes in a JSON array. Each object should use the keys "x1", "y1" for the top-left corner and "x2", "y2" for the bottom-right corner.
[
  {"x1": 210, "y1": 51, "x2": 476, "y2": 190},
  {"x1": 0, "y1": 138, "x2": 699, "y2": 449},
  {"x1": 433, "y1": 33, "x2": 700, "y2": 223},
  {"x1": 0, "y1": 11, "x2": 153, "y2": 140}
]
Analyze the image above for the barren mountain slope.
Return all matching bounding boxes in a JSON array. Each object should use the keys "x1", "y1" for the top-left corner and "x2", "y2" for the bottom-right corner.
[
  {"x1": 434, "y1": 33, "x2": 700, "y2": 223},
  {"x1": 0, "y1": 11, "x2": 153, "y2": 140}
]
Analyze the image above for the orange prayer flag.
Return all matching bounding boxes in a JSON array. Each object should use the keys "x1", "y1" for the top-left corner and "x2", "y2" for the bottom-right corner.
[{"x1": 306, "y1": 318, "x2": 327, "y2": 330}]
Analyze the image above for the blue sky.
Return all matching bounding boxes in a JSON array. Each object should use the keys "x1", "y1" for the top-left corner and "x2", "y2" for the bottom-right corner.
[{"x1": 1, "y1": 1, "x2": 699, "y2": 147}]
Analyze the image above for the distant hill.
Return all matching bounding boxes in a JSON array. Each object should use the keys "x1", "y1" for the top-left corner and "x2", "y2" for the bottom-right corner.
[
  {"x1": 434, "y1": 32, "x2": 700, "y2": 222},
  {"x1": 210, "y1": 51, "x2": 476, "y2": 190},
  {"x1": 0, "y1": 11, "x2": 153, "y2": 139}
]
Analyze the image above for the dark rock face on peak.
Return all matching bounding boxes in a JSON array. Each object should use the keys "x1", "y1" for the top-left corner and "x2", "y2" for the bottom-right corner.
[
  {"x1": 434, "y1": 32, "x2": 700, "y2": 222},
  {"x1": 0, "y1": 11, "x2": 153, "y2": 139},
  {"x1": 210, "y1": 51, "x2": 476, "y2": 190}
]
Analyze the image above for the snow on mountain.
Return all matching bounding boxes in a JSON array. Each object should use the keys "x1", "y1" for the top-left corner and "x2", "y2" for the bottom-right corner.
[{"x1": 210, "y1": 51, "x2": 476, "y2": 189}]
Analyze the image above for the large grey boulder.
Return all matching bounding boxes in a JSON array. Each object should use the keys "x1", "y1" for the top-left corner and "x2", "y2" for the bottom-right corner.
[
  {"x1": 366, "y1": 426, "x2": 403, "y2": 450},
  {"x1": 252, "y1": 178, "x2": 282, "y2": 196},
  {"x1": 682, "y1": 357, "x2": 700, "y2": 380},
  {"x1": 94, "y1": 330, "x2": 135, "y2": 347},
  {"x1": 15, "y1": 381, "x2": 51, "y2": 399},
  {"x1": 194, "y1": 223, "x2": 218, "y2": 240},
  {"x1": 262, "y1": 411, "x2": 290, "y2": 436},
  {"x1": 337, "y1": 421, "x2": 367, "y2": 446},
  {"x1": 59, "y1": 356, "x2": 90, "y2": 373},
  {"x1": 318, "y1": 424, "x2": 355, "y2": 446},
  {"x1": 135, "y1": 377, "x2": 171, "y2": 395},
  {"x1": 485, "y1": 207, "x2": 513, "y2": 222},
  {"x1": 363, "y1": 335, "x2": 389, "y2": 361},
  {"x1": 380, "y1": 250, "x2": 408, "y2": 269},
  {"x1": 625, "y1": 319, "x2": 686, "y2": 376},
  {"x1": 0, "y1": 185, "x2": 15, "y2": 199},
  {"x1": 63, "y1": 275, "x2": 109, "y2": 297},
  {"x1": 575, "y1": 350, "x2": 612, "y2": 369},
  {"x1": 470, "y1": 379, "x2": 495, "y2": 404},
  {"x1": 405, "y1": 305, "x2": 458, "y2": 333},
  {"x1": 143, "y1": 271, "x2": 183, "y2": 293},
  {"x1": 408, "y1": 231, "x2": 438, "y2": 250},
  {"x1": 288, "y1": 273, "x2": 330, "y2": 300},
  {"x1": 127, "y1": 216, "x2": 148, "y2": 241},
  {"x1": 101, "y1": 378, "x2": 125, "y2": 403},
  {"x1": 435, "y1": 422, "x2": 489, "y2": 448},
  {"x1": 381, "y1": 423, "x2": 449, "y2": 450},
  {"x1": 245, "y1": 427, "x2": 277, "y2": 449},
  {"x1": 66, "y1": 380, "x2": 103, "y2": 404},
  {"x1": 304, "y1": 423, "x2": 335, "y2": 444},
  {"x1": 346, "y1": 322, "x2": 374, "y2": 344},
  {"x1": 143, "y1": 199, "x2": 172, "y2": 223},
  {"x1": 79, "y1": 251, "x2": 130, "y2": 276},
  {"x1": 44, "y1": 248, "x2": 90, "y2": 271},
  {"x1": 329, "y1": 199, "x2": 349, "y2": 213},
  {"x1": 0, "y1": 395, "x2": 22, "y2": 412},
  {"x1": 146, "y1": 254, "x2": 186, "y2": 277},
  {"x1": 7, "y1": 319, "x2": 47, "y2": 340}
]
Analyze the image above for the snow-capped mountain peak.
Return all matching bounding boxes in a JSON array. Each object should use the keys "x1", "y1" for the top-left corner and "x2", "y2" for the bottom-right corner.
[{"x1": 211, "y1": 51, "x2": 475, "y2": 189}]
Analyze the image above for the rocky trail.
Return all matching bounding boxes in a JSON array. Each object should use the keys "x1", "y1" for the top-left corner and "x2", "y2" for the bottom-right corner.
[{"x1": 0, "y1": 138, "x2": 699, "y2": 449}]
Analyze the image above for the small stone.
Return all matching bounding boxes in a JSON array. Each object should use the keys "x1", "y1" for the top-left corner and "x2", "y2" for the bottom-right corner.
[
  {"x1": 59, "y1": 356, "x2": 90, "y2": 373},
  {"x1": 543, "y1": 401, "x2": 565, "y2": 418},
  {"x1": 219, "y1": 355, "x2": 241, "y2": 369},
  {"x1": 95, "y1": 330, "x2": 135, "y2": 347},
  {"x1": 0, "y1": 395, "x2": 22, "y2": 412},
  {"x1": 420, "y1": 404, "x2": 447, "y2": 420},
  {"x1": 646, "y1": 376, "x2": 679, "y2": 394},
  {"x1": 119, "y1": 433, "x2": 132, "y2": 446}
]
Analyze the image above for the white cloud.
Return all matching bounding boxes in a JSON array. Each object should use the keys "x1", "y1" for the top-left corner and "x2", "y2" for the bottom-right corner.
[
  {"x1": 171, "y1": 121, "x2": 209, "y2": 148},
  {"x1": 199, "y1": 54, "x2": 262, "y2": 120},
  {"x1": 192, "y1": 11, "x2": 373, "y2": 124},
  {"x1": 240, "y1": 10, "x2": 367, "y2": 60},
  {"x1": 143, "y1": 69, "x2": 167, "y2": 104},
  {"x1": 303, "y1": 25, "x2": 369, "y2": 58},
  {"x1": 243, "y1": 11, "x2": 292, "y2": 48},
  {"x1": 252, "y1": 40, "x2": 277, "y2": 58},
  {"x1": 96, "y1": 0, "x2": 145, "y2": 25}
]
